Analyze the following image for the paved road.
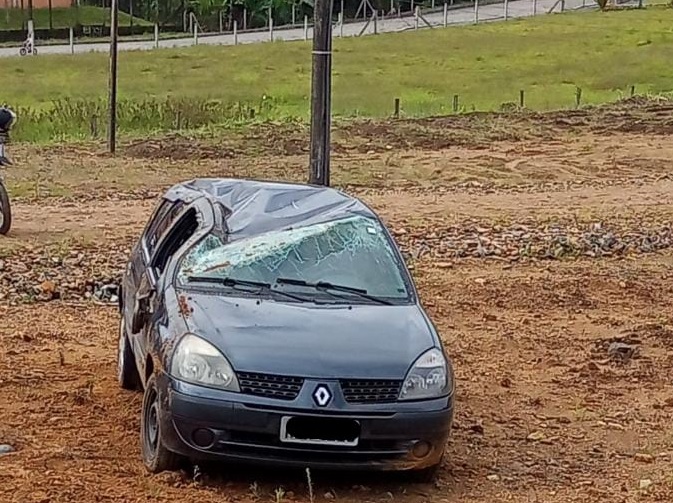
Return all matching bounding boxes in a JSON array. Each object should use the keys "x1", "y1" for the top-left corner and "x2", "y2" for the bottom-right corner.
[{"x1": 0, "y1": 0, "x2": 599, "y2": 58}]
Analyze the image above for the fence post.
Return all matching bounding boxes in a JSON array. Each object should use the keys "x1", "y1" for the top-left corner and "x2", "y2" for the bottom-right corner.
[
  {"x1": 575, "y1": 87, "x2": 582, "y2": 108},
  {"x1": 269, "y1": 15, "x2": 274, "y2": 41},
  {"x1": 431, "y1": 0, "x2": 435, "y2": 8},
  {"x1": 561, "y1": 0, "x2": 565, "y2": 11},
  {"x1": 443, "y1": 2, "x2": 448, "y2": 27},
  {"x1": 292, "y1": 4, "x2": 296, "y2": 25},
  {"x1": 394, "y1": 98, "x2": 400, "y2": 118},
  {"x1": 630, "y1": 85, "x2": 635, "y2": 97},
  {"x1": 533, "y1": 0, "x2": 537, "y2": 15},
  {"x1": 234, "y1": 20, "x2": 238, "y2": 45},
  {"x1": 474, "y1": 0, "x2": 479, "y2": 23},
  {"x1": 339, "y1": 11, "x2": 343, "y2": 37},
  {"x1": 243, "y1": 8, "x2": 247, "y2": 30},
  {"x1": 452, "y1": 94, "x2": 459, "y2": 112},
  {"x1": 304, "y1": 15, "x2": 308, "y2": 40},
  {"x1": 504, "y1": 0, "x2": 508, "y2": 20},
  {"x1": 373, "y1": 10, "x2": 378, "y2": 34},
  {"x1": 154, "y1": 23, "x2": 159, "y2": 48},
  {"x1": 519, "y1": 89, "x2": 525, "y2": 108},
  {"x1": 193, "y1": 18, "x2": 198, "y2": 45},
  {"x1": 69, "y1": 27, "x2": 74, "y2": 54},
  {"x1": 414, "y1": 6, "x2": 419, "y2": 29}
]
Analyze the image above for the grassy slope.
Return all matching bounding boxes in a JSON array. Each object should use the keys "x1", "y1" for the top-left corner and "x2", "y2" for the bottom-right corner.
[
  {"x1": 0, "y1": 6, "x2": 151, "y2": 30},
  {"x1": 3, "y1": 6, "x2": 673, "y2": 126}
]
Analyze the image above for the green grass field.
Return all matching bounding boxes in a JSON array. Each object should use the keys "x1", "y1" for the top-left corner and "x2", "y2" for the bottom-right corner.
[
  {"x1": 0, "y1": 6, "x2": 151, "y2": 30},
  {"x1": 4, "y1": 5, "x2": 673, "y2": 142}
]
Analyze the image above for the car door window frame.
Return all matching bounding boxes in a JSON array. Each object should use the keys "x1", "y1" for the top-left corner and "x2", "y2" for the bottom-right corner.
[
  {"x1": 141, "y1": 199, "x2": 185, "y2": 264},
  {"x1": 149, "y1": 205, "x2": 201, "y2": 278}
]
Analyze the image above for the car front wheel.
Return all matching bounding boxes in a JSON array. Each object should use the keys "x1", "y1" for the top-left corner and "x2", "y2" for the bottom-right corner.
[
  {"x1": 117, "y1": 317, "x2": 140, "y2": 391},
  {"x1": 140, "y1": 375, "x2": 181, "y2": 473}
]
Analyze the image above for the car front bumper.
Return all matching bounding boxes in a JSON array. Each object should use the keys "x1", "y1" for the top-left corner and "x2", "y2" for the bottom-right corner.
[{"x1": 156, "y1": 373, "x2": 454, "y2": 471}]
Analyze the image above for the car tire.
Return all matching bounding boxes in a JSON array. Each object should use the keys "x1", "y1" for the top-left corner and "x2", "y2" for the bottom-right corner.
[
  {"x1": 140, "y1": 375, "x2": 181, "y2": 473},
  {"x1": 117, "y1": 317, "x2": 140, "y2": 391}
]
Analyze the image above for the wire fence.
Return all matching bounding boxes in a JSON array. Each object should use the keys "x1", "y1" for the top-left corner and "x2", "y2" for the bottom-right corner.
[{"x1": 0, "y1": 0, "x2": 644, "y2": 56}]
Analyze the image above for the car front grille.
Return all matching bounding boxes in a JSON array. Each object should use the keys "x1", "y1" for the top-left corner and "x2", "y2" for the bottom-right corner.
[
  {"x1": 340, "y1": 379, "x2": 402, "y2": 404},
  {"x1": 237, "y1": 372, "x2": 304, "y2": 401}
]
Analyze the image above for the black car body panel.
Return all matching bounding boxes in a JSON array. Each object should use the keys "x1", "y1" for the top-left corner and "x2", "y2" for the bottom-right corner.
[
  {"x1": 181, "y1": 292, "x2": 436, "y2": 379},
  {"x1": 120, "y1": 178, "x2": 455, "y2": 473}
]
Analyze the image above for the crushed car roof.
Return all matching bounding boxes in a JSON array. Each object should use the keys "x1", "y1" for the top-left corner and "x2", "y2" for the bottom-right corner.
[{"x1": 165, "y1": 178, "x2": 378, "y2": 239}]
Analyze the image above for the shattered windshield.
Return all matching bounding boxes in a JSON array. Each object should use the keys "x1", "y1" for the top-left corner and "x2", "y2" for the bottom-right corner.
[{"x1": 177, "y1": 215, "x2": 410, "y2": 301}]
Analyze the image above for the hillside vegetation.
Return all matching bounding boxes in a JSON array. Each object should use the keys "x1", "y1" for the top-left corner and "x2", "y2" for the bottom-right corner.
[{"x1": 4, "y1": 5, "x2": 673, "y2": 141}]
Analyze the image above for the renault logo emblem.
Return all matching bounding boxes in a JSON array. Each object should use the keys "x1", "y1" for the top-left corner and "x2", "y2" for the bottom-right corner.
[{"x1": 312, "y1": 385, "x2": 332, "y2": 407}]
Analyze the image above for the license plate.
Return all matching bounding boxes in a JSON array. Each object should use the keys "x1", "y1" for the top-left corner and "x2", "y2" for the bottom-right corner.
[{"x1": 279, "y1": 416, "x2": 360, "y2": 447}]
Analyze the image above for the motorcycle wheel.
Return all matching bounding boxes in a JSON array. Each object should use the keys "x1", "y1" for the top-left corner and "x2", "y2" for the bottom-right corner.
[
  {"x1": 33, "y1": 47, "x2": 38, "y2": 55},
  {"x1": 19, "y1": 47, "x2": 26, "y2": 56},
  {"x1": 0, "y1": 182, "x2": 12, "y2": 235}
]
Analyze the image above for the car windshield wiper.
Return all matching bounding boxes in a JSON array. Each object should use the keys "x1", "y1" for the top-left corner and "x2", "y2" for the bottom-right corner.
[
  {"x1": 275, "y1": 278, "x2": 393, "y2": 306},
  {"x1": 187, "y1": 276, "x2": 309, "y2": 303},
  {"x1": 188, "y1": 276, "x2": 271, "y2": 289}
]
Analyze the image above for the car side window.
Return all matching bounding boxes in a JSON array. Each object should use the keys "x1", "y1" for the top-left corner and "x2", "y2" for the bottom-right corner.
[
  {"x1": 151, "y1": 207, "x2": 199, "y2": 274},
  {"x1": 144, "y1": 200, "x2": 185, "y2": 256}
]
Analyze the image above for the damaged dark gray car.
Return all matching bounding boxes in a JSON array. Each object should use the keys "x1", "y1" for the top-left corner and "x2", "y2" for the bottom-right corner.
[{"x1": 118, "y1": 178, "x2": 455, "y2": 480}]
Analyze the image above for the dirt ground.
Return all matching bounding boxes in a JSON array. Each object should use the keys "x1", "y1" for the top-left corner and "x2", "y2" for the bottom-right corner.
[{"x1": 1, "y1": 99, "x2": 672, "y2": 503}]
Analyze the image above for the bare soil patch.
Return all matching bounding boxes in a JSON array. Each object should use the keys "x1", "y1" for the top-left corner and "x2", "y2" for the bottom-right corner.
[{"x1": 2, "y1": 101, "x2": 673, "y2": 503}]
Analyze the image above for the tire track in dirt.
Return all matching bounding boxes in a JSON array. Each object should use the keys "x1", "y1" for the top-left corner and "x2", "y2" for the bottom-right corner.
[{"x1": 7, "y1": 177, "x2": 673, "y2": 243}]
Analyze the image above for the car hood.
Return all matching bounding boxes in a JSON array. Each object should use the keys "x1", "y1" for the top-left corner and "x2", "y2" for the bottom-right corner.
[{"x1": 178, "y1": 291, "x2": 435, "y2": 379}]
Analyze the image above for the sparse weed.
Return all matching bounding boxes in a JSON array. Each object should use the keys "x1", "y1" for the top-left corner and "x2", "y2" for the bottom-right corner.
[
  {"x1": 13, "y1": 97, "x2": 278, "y2": 144},
  {"x1": 273, "y1": 487, "x2": 286, "y2": 503},
  {"x1": 306, "y1": 467, "x2": 315, "y2": 503},
  {"x1": 249, "y1": 482, "x2": 261, "y2": 499}
]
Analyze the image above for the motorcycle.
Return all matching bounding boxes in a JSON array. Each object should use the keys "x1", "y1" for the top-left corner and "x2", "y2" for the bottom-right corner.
[{"x1": 0, "y1": 107, "x2": 16, "y2": 235}]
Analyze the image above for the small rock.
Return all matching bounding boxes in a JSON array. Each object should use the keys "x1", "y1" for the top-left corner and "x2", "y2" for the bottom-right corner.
[
  {"x1": 487, "y1": 474, "x2": 500, "y2": 481},
  {"x1": 607, "y1": 422, "x2": 625, "y2": 431},
  {"x1": 40, "y1": 280, "x2": 56, "y2": 295},
  {"x1": 469, "y1": 423, "x2": 485, "y2": 435},
  {"x1": 607, "y1": 342, "x2": 638, "y2": 362},
  {"x1": 634, "y1": 453, "x2": 654, "y2": 463},
  {"x1": 639, "y1": 479, "x2": 653, "y2": 490},
  {"x1": 324, "y1": 491, "x2": 335, "y2": 499},
  {"x1": 0, "y1": 444, "x2": 14, "y2": 455},
  {"x1": 436, "y1": 262, "x2": 453, "y2": 269},
  {"x1": 527, "y1": 431, "x2": 546, "y2": 441}
]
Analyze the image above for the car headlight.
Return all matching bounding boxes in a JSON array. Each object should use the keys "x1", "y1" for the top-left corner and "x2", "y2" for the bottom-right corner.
[
  {"x1": 399, "y1": 348, "x2": 451, "y2": 401},
  {"x1": 170, "y1": 333, "x2": 240, "y2": 392}
]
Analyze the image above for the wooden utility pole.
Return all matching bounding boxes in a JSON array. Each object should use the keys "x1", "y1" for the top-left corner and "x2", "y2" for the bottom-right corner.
[
  {"x1": 308, "y1": 0, "x2": 334, "y2": 186},
  {"x1": 108, "y1": 0, "x2": 119, "y2": 153}
]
